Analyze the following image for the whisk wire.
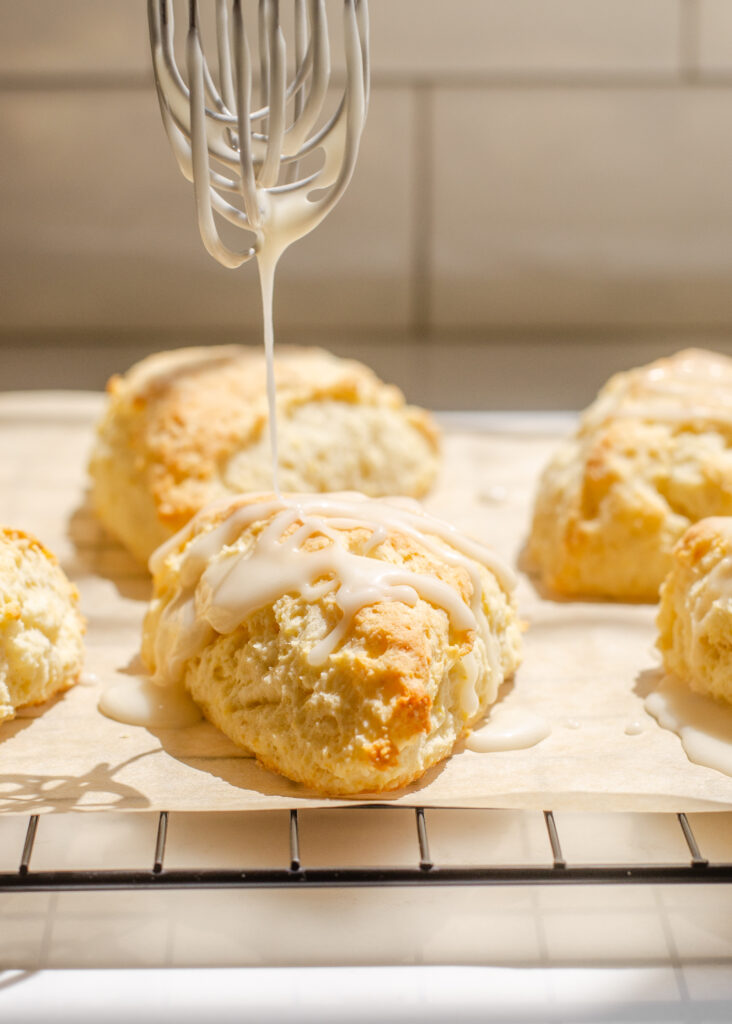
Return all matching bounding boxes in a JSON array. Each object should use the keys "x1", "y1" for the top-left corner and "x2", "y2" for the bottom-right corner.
[
  {"x1": 259, "y1": 2, "x2": 288, "y2": 188},
  {"x1": 216, "y1": 0, "x2": 237, "y2": 116},
  {"x1": 233, "y1": 0, "x2": 260, "y2": 227},
  {"x1": 187, "y1": 18, "x2": 255, "y2": 266},
  {"x1": 149, "y1": 0, "x2": 369, "y2": 268}
]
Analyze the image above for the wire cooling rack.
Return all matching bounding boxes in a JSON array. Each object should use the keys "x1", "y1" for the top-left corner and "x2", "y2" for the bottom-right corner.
[{"x1": 2, "y1": 809, "x2": 732, "y2": 893}]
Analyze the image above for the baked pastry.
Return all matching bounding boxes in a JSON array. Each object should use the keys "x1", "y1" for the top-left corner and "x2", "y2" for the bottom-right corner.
[
  {"x1": 0, "y1": 528, "x2": 85, "y2": 724},
  {"x1": 89, "y1": 345, "x2": 440, "y2": 564},
  {"x1": 526, "y1": 349, "x2": 732, "y2": 600},
  {"x1": 141, "y1": 492, "x2": 521, "y2": 795},
  {"x1": 656, "y1": 517, "x2": 732, "y2": 703}
]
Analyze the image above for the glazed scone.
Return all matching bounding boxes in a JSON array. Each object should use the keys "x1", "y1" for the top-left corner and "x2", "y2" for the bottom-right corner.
[
  {"x1": 657, "y1": 517, "x2": 732, "y2": 704},
  {"x1": 141, "y1": 492, "x2": 521, "y2": 795},
  {"x1": 526, "y1": 349, "x2": 732, "y2": 600},
  {"x1": 89, "y1": 345, "x2": 440, "y2": 564},
  {"x1": 0, "y1": 528, "x2": 85, "y2": 724}
]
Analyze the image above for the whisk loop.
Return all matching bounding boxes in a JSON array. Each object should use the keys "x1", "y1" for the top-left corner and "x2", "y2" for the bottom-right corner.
[{"x1": 148, "y1": 0, "x2": 370, "y2": 269}]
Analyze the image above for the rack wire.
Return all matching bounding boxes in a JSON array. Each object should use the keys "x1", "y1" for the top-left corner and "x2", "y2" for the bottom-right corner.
[{"x1": 2, "y1": 809, "x2": 732, "y2": 893}]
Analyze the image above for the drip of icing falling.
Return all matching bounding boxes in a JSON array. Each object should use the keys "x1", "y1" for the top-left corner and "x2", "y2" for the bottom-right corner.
[
  {"x1": 257, "y1": 247, "x2": 281, "y2": 497},
  {"x1": 645, "y1": 674, "x2": 732, "y2": 777},
  {"x1": 174, "y1": 3, "x2": 368, "y2": 496},
  {"x1": 466, "y1": 706, "x2": 550, "y2": 753}
]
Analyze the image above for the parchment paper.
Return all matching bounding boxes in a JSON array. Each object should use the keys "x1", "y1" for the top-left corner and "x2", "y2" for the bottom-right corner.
[{"x1": 1, "y1": 393, "x2": 731, "y2": 815}]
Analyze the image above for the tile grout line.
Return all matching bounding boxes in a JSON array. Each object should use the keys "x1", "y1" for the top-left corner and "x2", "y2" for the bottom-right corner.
[
  {"x1": 653, "y1": 887, "x2": 691, "y2": 1007},
  {"x1": 531, "y1": 886, "x2": 551, "y2": 968},
  {"x1": 38, "y1": 891, "x2": 58, "y2": 970},
  {"x1": 4, "y1": 326, "x2": 732, "y2": 348},
  {"x1": 409, "y1": 82, "x2": 433, "y2": 338},
  {"x1": 679, "y1": 0, "x2": 701, "y2": 83},
  {"x1": 7, "y1": 70, "x2": 732, "y2": 93}
]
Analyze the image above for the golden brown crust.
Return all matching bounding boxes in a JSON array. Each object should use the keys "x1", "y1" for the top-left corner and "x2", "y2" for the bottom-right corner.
[
  {"x1": 0, "y1": 527, "x2": 85, "y2": 724},
  {"x1": 672, "y1": 518, "x2": 720, "y2": 567},
  {"x1": 657, "y1": 516, "x2": 732, "y2": 703},
  {"x1": 0, "y1": 527, "x2": 57, "y2": 563},
  {"x1": 526, "y1": 349, "x2": 732, "y2": 601},
  {"x1": 90, "y1": 346, "x2": 441, "y2": 563},
  {"x1": 142, "y1": 494, "x2": 521, "y2": 795}
]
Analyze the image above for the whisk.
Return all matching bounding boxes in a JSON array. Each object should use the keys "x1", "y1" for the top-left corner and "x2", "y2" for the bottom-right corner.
[{"x1": 148, "y1": 0, "x2": 370, "y2": 272}]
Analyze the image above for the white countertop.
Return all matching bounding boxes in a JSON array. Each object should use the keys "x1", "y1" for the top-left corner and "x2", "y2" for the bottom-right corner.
[{"x1": 2, "y1": 964, "x2": 732, "y2": 1023}]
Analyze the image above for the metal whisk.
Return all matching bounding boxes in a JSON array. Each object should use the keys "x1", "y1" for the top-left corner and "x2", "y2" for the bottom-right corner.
[{"x1": 148, "y1": 0, "x2": 370, "y2": 270}]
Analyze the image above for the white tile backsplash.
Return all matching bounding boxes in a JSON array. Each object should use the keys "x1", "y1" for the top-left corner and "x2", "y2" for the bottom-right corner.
[
  {"x1": 0, "y1": 85, "x2": 413, "y2": 333},
  {"x1": 3, "y1": 0, "x2": 732, "y2": 406},
  {"x1": 2, "y1": 1, "x2": 679, "y2": 81},
  {"x1": 697, "y1": 0, "x2": 732, "y2": 75},
  {"x1": 431, "y1": 85, "x2": 732, "y2": 330},
  {"x1": 0, "y1": 0, "x2": 150, "y2": 76},
  {"x1": 369, "y1": 0, "x2": 683, "y2": 78}
]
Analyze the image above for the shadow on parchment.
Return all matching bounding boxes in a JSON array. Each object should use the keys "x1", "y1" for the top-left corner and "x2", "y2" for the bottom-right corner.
[
  {"x1": 157, "y1": 742, "x2": 452, "y2": 805},
  {"x1": 139, "y1": 718, "x2": 452, "y2": 805},
  {"x1": 0, "y1": 692, "x2": 70, "y2": 748},
  {"x1": 0, "y1": 752, "x2": 153, "y2": 814},
  {"x1": 66, "y1": 493, "x2": 151, "y2": 602},
  {"x1": 135, "y1": 679, "x2": 515, "y2": 805}
]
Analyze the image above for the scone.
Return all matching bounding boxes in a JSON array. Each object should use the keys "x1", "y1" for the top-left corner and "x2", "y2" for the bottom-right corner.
[
  {"x1": 657, "y1": 517, "x2": 732, "y2": 704},
  {"x1": 0, "y1": 528, "x2": 85, "y2": 724},
  {"x1": 141, "y1": 492, "x2": 521, "y2": 795},
  {"x1": 89, "y1": 345, "x2": 440, "y2": 564},
  {"x1": 526, "y1": 349, "x2": 732, "y2": 600}
]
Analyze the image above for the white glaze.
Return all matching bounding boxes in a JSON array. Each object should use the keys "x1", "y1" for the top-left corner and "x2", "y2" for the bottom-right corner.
[
  {"x1": 478, "y1": 485, "x2": 508, "y2": 506},
  {"x1": 624, "y1": 720, "x2": 645, "y2": 736},
  {"x1": 98, "y1": 677, "x2": 202, "y2": 729},
  {"x1": 645, "y1": 674, "x2": 732, "y2": 777},
  {"x1": 453, "y1": 650, "x2": 481, "y2": 719},
  {"x1": 150, "y1": 492, "x2": 516, "y2": 690},
  {"x1": 665, "y1": 517, "x2": 732, "y2": 680},
  {"x1": 466, "y1": 707, "x2": 550, "y2": 753}
]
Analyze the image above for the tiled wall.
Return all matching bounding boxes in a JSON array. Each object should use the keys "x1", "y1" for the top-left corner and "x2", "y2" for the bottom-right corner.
[{"x1": 2, "y1": 0, "x2": 732, "y2": 406}]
